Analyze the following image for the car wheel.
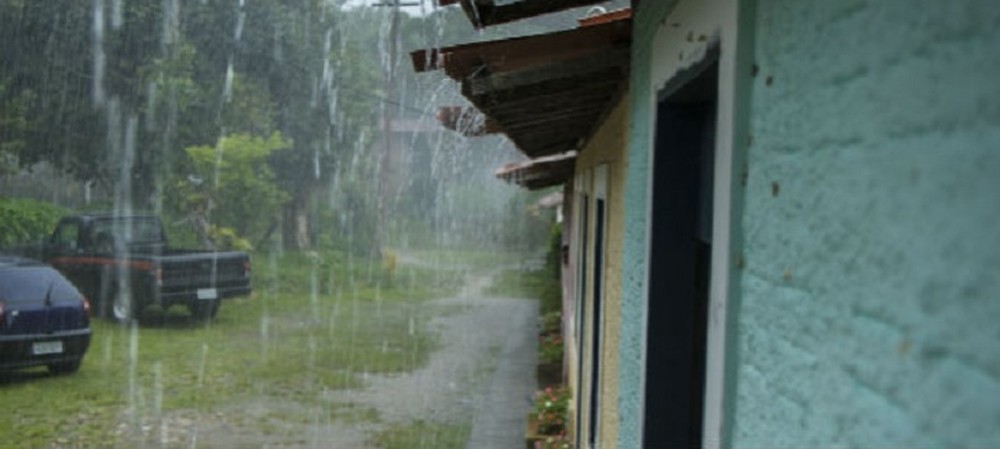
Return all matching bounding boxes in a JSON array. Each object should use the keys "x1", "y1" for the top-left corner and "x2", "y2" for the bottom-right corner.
[
  {"x1": 48, "y1": 359, "x2": 82, "y2": 375},
  {"x1": 188, "y1": 299, "x2": 219, "y2": 321}
]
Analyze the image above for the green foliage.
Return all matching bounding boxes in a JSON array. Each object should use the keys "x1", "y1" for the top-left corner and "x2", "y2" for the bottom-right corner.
[
  {"x1": 173, "y1": 132, "x2": 291, "y2": 248},
  {"x1": 207, "y1": 225, "x2": 254, "y2": 251},
  {"x1": 0, "y1": 76, "x2": 34, "y2": 174},
  {"x1": 538, "y1": 310, "x2": 563, "y2": 365},
  {"x1": 484, "y1": 226, "x2": 562, "y2": 315},
  {"x1": 539, "y1": 332, "x2": 564, "y2": 366},
  {"x1": 529, "y1": 386, "x2": 571, "y2": 436},
  {"x1": 484, "y1": 265, "x2": 561, "y2": 316},
  {"x1": 0, "y1": 197, "x2": 65, "y2": 247}
]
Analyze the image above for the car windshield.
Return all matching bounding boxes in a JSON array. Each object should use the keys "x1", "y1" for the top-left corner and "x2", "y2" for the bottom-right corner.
[{"x1": 0, "y1": 267, "x2": 80, "y2": 304}]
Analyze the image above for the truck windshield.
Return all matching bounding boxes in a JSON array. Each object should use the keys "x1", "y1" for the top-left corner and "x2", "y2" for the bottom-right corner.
[{"x1": 91, "y1": 218, "x2": 163, "y2": 246}]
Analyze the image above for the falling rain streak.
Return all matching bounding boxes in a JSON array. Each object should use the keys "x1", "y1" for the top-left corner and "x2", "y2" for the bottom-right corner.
[{"x1": 0, "y1": 0, "x2": 595, "y2": 446}]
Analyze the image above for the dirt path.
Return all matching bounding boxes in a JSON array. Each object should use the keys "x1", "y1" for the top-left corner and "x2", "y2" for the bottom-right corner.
[
  {"x1": 180, "y1": 266, "x2": 538, "y2": 448},
  {"x1": 320, "y1": 273, "x2": 538, "y2": 448}
]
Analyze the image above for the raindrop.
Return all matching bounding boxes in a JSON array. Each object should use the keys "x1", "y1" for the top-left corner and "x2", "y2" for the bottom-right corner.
[
  {"x1": 197, "y1": 343, "x2": 209, "y2": 388},
  {"x1": 127, "y1": 322, "x2": 140, "y2": 430},
  {"x1": 260, "y1": 314, "x2": 270, "y2": 361},
  {"x1": 223, "y1": 58, "x2": 234, "y2": 104},
  {"x1": 161, "y1": 0, "x2": 180, "y2": 49},
  {"x1": 111, "y1": 0, "x2": 123, "y2": 29},
  {"x1": 91, "y1": 0, "x2": 106, "y2": 106},
  {"x1": 234, "y1": 11, "x2": 246, "y2": 42},
  {"x1": 153, "y1": 361, "x2": 165, "y2": 444},
  {"x1": 146, "y1": 81, "x2": 158, "y2": 131}
]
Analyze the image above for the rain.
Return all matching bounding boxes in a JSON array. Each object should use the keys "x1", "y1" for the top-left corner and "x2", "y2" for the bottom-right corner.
[{"x1": 0, "y1": 0, "x2": 603, "y2": 447}]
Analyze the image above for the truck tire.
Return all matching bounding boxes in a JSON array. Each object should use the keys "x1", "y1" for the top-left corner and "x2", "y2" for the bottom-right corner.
[{"x1": 189, "y1": 299, "x2": 219, "y2": 321}]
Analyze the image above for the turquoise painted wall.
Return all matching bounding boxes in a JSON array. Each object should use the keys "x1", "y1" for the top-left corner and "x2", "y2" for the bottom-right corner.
[
  {"x1": 619, "y1": 0, "x2": 1000, "y2": 447},
  {"x1": 732, "y1": 0, "x2": 1000, "y2": 447},
  {"x1": 616, "y1": 1, "x2": 677, "y2": 448}
]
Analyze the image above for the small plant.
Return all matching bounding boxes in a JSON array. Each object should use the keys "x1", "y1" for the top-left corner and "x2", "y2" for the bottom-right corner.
[
  {"x1": 530, "y1": 386, "x2": 570, "y2": 436},
  {"x1": 534, "y1": 435, "x2": 573, "y2": 449},
  {"x1": 539, "y1": 311, "x2": 561, "y2": 335},
  {"x1": 539, "y1": 333, "x2": 564, "y2": 365}
]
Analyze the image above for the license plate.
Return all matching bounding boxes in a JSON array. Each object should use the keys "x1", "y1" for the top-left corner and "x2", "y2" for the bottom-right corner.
[
  {"x1": 197, "y1": 288, "x2": 218, "y2": 300},
  {"x1": 33, "y1": 341, "x2": 63, "y2": 355}
]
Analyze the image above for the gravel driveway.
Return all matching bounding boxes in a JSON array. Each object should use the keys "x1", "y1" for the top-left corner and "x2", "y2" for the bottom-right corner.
[
  {"x1": 179, "y1": 267, "x2": 539, "y2": 448},
  {"x1": 322, "y1": 273, "x2": 539, "y2": 448}
]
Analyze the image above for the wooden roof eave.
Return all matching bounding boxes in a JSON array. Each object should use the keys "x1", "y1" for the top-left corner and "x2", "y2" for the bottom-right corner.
[
  {"x1": 410, "y1": 18, "x2": 631, "y2": 78},
  {"x1": 456, "y1": 0, "x2": 615, "y2": 29},
  {"x1": 411, "y1": 12, "x2": 631, "y2": 159}
]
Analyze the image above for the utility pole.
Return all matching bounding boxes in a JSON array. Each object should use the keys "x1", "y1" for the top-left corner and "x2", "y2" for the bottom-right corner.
[
  {"x1": 371, "y1": 0, "x2": 420, "y2": 259},
  {"x1": 375, "y1": 1, "x2": 398, "y2": 258}
]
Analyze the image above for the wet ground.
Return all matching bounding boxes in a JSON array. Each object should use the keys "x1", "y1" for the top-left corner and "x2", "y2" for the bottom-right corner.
[
  {"x1": 315, "y1": 274, "x2": 538, "y2": 448},
  {"x1": 156, "y1": 266, "x2": 538, "y2": 448}
]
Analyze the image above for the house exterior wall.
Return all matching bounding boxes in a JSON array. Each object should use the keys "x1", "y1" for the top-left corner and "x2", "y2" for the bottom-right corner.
[
  {"x1": 619, "y1": 0, "x2": 1000, "y2": 448},
  {"x1": 561, "y1": 181, "x2": 576, "y2": 397},
  {"x1": 617, "y1": 0, "x2": 746, "y2": 447},
  {"x1": 616, "y1": 2, "x2": 680, "y2": 446},
  {"x1": 731, "y1": 1, "x2": 1000, "y2": 447},
  {"x1": 572, "y1": 97, "x2": 629, "y2": 448}
]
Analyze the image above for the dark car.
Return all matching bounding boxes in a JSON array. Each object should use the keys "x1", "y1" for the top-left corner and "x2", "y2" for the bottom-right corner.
[{"x1": 0, "y1": 256, "x2": 92, "y2": 374}]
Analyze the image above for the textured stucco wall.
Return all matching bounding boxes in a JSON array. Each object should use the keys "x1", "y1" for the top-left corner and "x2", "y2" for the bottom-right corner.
[
  {"x1": 618, "y1": 0, "x2": 749, "y2": 446},
  {"x1": 616, "y1": 2, "x2": 679, "y2": 447},
  {"x1": 574, "y1": 97, "x2": 629, "y2": 448},
  {"x1": 731, "y1": 0, "x2": 1000, "y2": 447}
]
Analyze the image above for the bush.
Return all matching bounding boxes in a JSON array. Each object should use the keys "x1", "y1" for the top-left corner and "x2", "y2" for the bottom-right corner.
[{"x1": 0, "y1": 197, "x2": 65, "y2": 248}]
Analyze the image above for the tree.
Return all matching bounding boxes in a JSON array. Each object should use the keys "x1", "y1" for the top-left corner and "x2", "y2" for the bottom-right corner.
[{"x1": 173, "y1": 132, "x2": 290, "y2": 249}]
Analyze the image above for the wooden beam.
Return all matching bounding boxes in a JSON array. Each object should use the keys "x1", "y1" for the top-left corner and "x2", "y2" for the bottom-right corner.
[
  {"x1": 512, "y1": 131, "x2": 587, "y2": 148},
  {"x1": 499, "y1": 108, "x2": 603, "y2": 130},
  {"x1": 489, "y1": 94, "x2": 612, "y2": 121},
  {"x1": 517, "y1": 143, "x2": 578, "y2": 158},
  {"x1": 466, "y1": 47, "x2": 629, "y2": 97},
  {"x1": 482, "y1": 80, "x2": 620, "y2": 111}
]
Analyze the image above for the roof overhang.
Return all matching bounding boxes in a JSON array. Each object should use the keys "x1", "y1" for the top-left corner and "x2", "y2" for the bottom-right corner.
[
  {"x1": 495, "y1": 151, "x2": 577, "y2": 190},
  {"x1": 412, "y1": 11, "x2": 631, "y2": 159},
  {"x1": 440, "y1": 0, "x2": 616, "y2": 29}
]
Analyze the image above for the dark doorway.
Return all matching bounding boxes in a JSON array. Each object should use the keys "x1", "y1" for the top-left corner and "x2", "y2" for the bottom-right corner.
[
  {"x1": 643, "y1": 55, "x2": 719, "y2": 448},
  {"x1": 575, "y1": 193, "x2": 589, "y2": 447},
  {"x1": 588, "y1": 196, "x2": 606, "y2": 447}
]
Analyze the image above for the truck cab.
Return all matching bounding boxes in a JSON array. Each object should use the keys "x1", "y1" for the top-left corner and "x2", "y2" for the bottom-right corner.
[{"x1": 44, "y1": 213, "x2": 251, "y2": 322}]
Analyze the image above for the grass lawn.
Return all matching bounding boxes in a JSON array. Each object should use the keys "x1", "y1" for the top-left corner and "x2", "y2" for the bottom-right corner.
[{"x1": 0, "y1": 250, "x2": 466, "y2": 448}]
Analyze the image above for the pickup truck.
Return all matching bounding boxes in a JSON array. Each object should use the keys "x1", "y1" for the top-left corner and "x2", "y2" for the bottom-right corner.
[{"x1": 41, "y1": 213, "x2": 251, "y2": 322}]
